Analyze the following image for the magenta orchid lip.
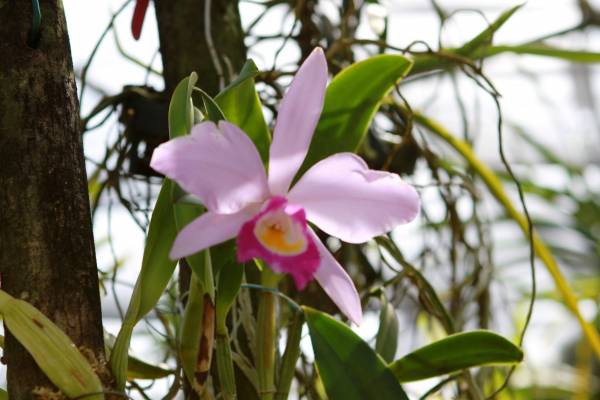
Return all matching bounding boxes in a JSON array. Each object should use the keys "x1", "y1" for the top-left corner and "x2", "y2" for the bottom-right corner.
[
  {"x1": 237, "y1": 196, "x2": 319, "y2": 291},
  {"x1": 149, "y1": 47, "x2": 420, "y2": 325}
]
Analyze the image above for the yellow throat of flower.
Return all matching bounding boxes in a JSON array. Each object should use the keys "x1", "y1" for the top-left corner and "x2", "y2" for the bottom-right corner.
[{"x1": 254, "y1": 213, "x2": 307, "y2": 256}]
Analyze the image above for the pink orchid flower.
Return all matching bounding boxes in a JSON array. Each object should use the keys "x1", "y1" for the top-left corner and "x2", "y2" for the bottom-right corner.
[{"x1": 150, "y1": 48, "x2": 420, "y2": 324}]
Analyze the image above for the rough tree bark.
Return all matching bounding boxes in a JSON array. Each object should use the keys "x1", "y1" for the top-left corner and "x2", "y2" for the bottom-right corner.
[
  {"x1": 0, "y1": 1, "x2": 106, "y2": 397},
  {"x1": 154, "y1": 0, "x2": 247, "y2": 96}
]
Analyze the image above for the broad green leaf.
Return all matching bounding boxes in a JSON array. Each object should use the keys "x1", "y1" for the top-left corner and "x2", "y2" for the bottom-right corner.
[
  {"x1": 389, "y1": 330, "x2": 523, "y2": 382},
  {"x1": 169, "y1": 73, "x2": 197, "y2": 139},
  {"x1": 457, "y1": 4, "x2": 523, "y2": 56},
  {"x1": 111, "y1": 180, "x2": 178, "y2": 389},
  {"x1": 0, "y1": 290, "x2": 104, "y2": 399},
  {"x1": 304, "y1": 307, "x2": 408, "y2": 400},
  {"x1": 0, "y1": 388, "x2": 6, "y2": 400},
  {"x1": 300, "y1": 54, "x2": 413, "y2": 174},
  {"x1": 375, "y1": 295, "x2": 399, "y2": 363},
  {"x1": 216, "y1": 59, "x2": 271, "y2": 162}
]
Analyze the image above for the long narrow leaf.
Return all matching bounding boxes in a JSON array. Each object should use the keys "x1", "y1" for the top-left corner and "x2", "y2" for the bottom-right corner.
[
  {"x1": 110, "y1": 181, "x2": 178, "y2": 389},
  {"x1": 457, "y1": 4, "x2": 523, "y2": 56},
  {"x1": 389, "y1": 330, "x2": 523, "y2": 382},
  {"x1": 472, "y1": 43, "x2": 600, "y2": 63}
]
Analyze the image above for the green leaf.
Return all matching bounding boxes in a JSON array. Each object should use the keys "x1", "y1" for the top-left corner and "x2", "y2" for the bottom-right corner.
[
  {"x1": 110, "y1": 180, "x2": 178, "y2": 390},
  {"x1": 375, "y1": 295, "x2": 399, "y2": 363},
  {"x1": 168, "y1": 74, "x2": 217, "y2": 302},
  {"x1": 216, "y1": 59, "x2": 271, "y2": 162},
  {"x1": 198, "y1": 88, "x2": 226, "y2": 122},
  {"x1": 457, "y1": 4, "x2": 523, "y2": 56},
  {"x1": 410, "y1": 5, "x2": 522, "y2": 75},
  {"x1": 136, "y1": 181, "x2": 179, "y2": 318},
  {"x1": 179, "y1": 272, "x2": 209, "y2": 391},
  {"x1": 473, "y1": 43, "x2": 600, "y2": 63},
  {"x1": 214, "y1": 261, "x2": 244, "y2": 399},
  {"x1": 172, "y1": 200, "x2": 215, "y2": 302},
  {"x1": 304, "y1": 307, "x2": 408, "y2": 400},
  {"x1": 127, "y1": 356, "x2": 174, "y2": 380},
  {"x1": 300, "y1": 54, "x2": 412, "y2": 174},
  {"x1": 216, "y1": 261, "x2": 245, "y2": 331},
  {"x1": 389, "y1": 330, "x2": 523, "y2": 382},
  {"x1": 0, "y1": 290, "x2": 104, "y2": 399},
  {"x1": 210, "y1": 240, "x2": 237, "y2": 277},
  {"x1": 104, "y1": 331, "x2": 174, "y2": 380},
  {"x1": 169, "y1": 73, "x2": 198, "y2": 139},
  {"x1": 222, "y1": 58, "x2": 261, "y2": 92}
]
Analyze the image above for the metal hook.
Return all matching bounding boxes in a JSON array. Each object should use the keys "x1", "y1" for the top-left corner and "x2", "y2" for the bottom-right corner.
[{"x1": 28, "y1": 0, "x2": 41, "y2": 48}]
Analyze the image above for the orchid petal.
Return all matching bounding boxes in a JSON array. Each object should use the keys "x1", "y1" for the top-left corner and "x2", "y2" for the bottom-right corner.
[
  {"x1": 151, "y1": 121, "x2": 269, "y2": 214},
  {"x1": 268, "y1": 48, "x2": 328, "y2": 195},
  {"x1": 310, "y1": 230, "x2": 363, "y2": 325},
  {"x1": 170, "y1": 208, "x2": 255, "y2": 260},
  {"x1": 289, "y1": 153, "x2": 420, "y2": 243}
]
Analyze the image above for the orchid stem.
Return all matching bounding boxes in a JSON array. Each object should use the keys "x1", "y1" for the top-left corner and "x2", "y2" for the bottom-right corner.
[
  {"x1": 275, "y1": 311, "x2": 304, "y2": 400},
  {"x1": 257, "y1": 269, "x2": 279, "y2": 400},
  {"x1": 215, "y1": 331, "x2": 236, "y2": 400}
]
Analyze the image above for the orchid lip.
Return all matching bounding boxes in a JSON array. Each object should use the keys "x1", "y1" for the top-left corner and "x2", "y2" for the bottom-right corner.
[
  {"x1": 254, "y1": 208, "x2": 309, "y2": 256},
  {"x1": 237, "y1": 196, "x2": 320, "y2": 290}
]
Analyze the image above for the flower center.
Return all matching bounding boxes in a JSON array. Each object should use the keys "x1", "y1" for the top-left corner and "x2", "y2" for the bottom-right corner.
[
  {"x1": 237, "y1": 196, "x2": 320, "y2": 290},
  {"x1": 254, "y1": 209, "x2": 307, "y2": 256}
]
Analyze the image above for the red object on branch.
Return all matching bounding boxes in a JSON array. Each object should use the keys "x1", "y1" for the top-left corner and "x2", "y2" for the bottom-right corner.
[{"x1": 131, "y1": 0, "x2": 150, "y2": 40}]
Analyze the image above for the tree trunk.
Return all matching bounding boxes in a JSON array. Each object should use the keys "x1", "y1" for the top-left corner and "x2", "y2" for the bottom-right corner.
[
  {"x1": 154, "y1": 0, "x2": 247, "y2": 95},
  {"x1": 0, "y1": 1, "x2": 106, "y2": 397}
]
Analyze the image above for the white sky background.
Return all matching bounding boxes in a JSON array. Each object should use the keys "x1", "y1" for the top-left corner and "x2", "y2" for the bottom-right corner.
[{"x1": 4, "y1": 0, "x2": 600, "y2": 397}]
